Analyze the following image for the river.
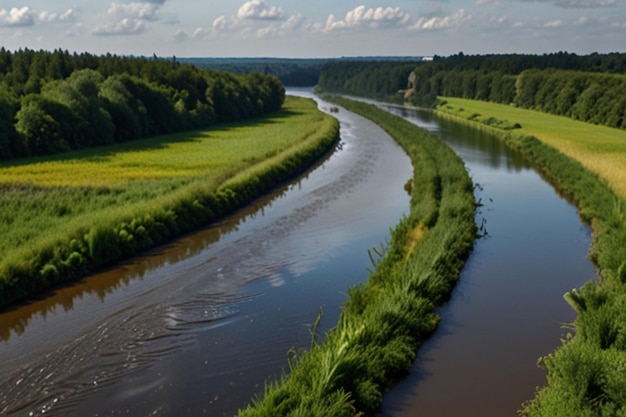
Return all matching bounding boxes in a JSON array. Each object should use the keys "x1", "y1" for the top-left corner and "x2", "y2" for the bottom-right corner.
[
  {"x1": 377, "y1": 105, "x2": 595, "y2": 416},
  {"x1": 0, "y1": 90, "x2": 413, "y2": 417},
  {"x1": 0, "y1": 91, "x2": 595, "y2": 417}
]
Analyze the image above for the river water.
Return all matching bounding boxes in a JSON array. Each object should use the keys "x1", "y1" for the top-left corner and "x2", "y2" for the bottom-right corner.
[
  {"x1": 0, "y1": 92, "x2": 595, "y2": 417},
  {"x1": 0, "y1": 90, "x2": 413, "y2": 417},
  {"x1": 377, "y1": 105, "x2": 595, "y2": 416}
]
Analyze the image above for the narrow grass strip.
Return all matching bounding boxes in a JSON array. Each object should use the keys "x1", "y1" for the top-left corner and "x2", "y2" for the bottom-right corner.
[
  {"x1": 434, "y1": 99, "x2": 626, "y2": 417},
  {"x1": 236, "y1": 97, "x2": 477, "y2": 416},
  {"x1": 0, "y1": 96, "x2": 339, "y2": 308}
]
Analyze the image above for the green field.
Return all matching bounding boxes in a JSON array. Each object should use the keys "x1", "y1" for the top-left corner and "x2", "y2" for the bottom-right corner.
[
  {"x1": 436, "y1": 97, "x2": 626, "y2": 200},
  {"x1": 0, "y1": 96, "x2": 339, "y2": 307}
]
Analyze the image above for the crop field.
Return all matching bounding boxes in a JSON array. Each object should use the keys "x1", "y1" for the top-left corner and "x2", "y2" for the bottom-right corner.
[
  {"x1": 437, "y1": 97, "x2": 626, "y2": 200},
  {"x1": 0, "y1": 96, "x2": 339, "y2": 306}
]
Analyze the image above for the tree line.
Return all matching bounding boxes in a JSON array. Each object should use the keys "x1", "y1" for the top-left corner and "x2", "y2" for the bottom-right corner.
[
  {"x1": 317, "y1": 52, "x2": 626, "y2": 130},
  {"x1": 316, "y1": 61, "x2": 419, "y2": 99},
  {"x1": 0, "y1": 48, "x2": 285, "y2": 160}
]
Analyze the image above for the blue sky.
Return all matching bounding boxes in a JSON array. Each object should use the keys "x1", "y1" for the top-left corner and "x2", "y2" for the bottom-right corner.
[{"x1": 0, "y1": 0, "x2": 624, "y2": 57}]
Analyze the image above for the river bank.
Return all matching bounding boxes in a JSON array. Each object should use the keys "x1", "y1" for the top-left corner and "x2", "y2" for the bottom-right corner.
[
  {"x1": 433, "y1": 99, "x2": 626, "y2": 416},
  {"x1": 236, "y1": 97, "x2": 476, "y2": 416},
  {"x1": 0, "y1": 96, "x2": 338, "y2": 308}
]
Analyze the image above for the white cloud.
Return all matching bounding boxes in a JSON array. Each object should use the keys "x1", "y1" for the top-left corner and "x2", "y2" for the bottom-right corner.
[
  {"x1": 91, "y1": 2, "x2": 166, "y2": 36},
  {"x1": 410, "y1": 9, "x2": 470, "y2": 31},
  {"x1": 93, "y1": 18, "x2": 146, "y2": 36},
  {"x1": 0, "y1": 7, "x2": 36, "y2": 27},
  {"x1": 324, "y1": 6, "x2": 412, "y2": 31},
  {"x1": 544, "y1": 19, "x2": 564, "y2": 27},
  {"x1": 38, "y1": 9, "x2": 76, "y2": 24},
  {"x1": 106, "y1": 2, "x2": 161, "y2": 22},
  {"x1": 212, "y1": 15, "x2": 235, "y2": 32},
  {"x1": 237, "y1": 0, "x2": 285, "y2": 20}
]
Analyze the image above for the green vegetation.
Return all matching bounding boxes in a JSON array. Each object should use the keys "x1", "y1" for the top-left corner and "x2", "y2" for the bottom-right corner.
[
  {"x1": 0, "y1": 48, "x2": 285, "y2": 160},
  {"x1": 236, "y1": 97, "x2": 476, "y2": 416},
  {"x1": 433, "y1": 98, "x2": 626, "y2": 417},
  {"x1": 316, "y1": 61, "x2": 420, "y2": 101},
  {"x1": 436, "y1": 97, "x2": 626, "y2": 200},
  {"x1": 317, "y1": 52, "x2": 626, "y2": 130},
  {"x1": 0, "y1": 96, "x2": 339, "y2": 308}
]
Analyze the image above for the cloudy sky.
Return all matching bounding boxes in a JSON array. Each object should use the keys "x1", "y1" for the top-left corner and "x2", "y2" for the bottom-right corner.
[{"x1": 0, "y1": 0, "x2": 624, "y2": 57}]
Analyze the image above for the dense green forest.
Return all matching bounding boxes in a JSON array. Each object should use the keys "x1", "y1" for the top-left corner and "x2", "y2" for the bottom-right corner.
[
  {"x1": 180, "y1": 57, "x2": 328, "y2": 87},
  {"x1": 181, "y1": 56, "x2": 423, "y2": 87},
  {"x1": 316, "y1": 61, "x2": 419, "y2": 98},
  {"x1": 316, "y1": 52, "x2": 626, "y2": 130},
  {"x1": 0, "y1": 48, "x2": 285, "y2": 160}
]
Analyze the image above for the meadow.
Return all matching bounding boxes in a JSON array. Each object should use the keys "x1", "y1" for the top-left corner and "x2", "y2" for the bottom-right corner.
[
  {"x1": 434, "y1": 98, "x2": 626, "y2": 416},
  {"x1": 236, "y1": 97, "x2": 476, "y2": 416},
  {"x1": 0, "y1": 96, "x2": 339, "y2": 307},
  {"x1": 436, "y1": 97, "x2": 626, "y2": 199}
]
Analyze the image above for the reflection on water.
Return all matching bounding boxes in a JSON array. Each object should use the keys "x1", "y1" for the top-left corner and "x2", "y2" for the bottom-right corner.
[
  {"x1": 0, "y1": 178, "x2": 298, "y2": 344},
  {"x1": 380, "y1": 104, "x2": 596, "y2": 417},
  {"x1": 0, "y1": 90, "x2": 414, "y2": 417}
]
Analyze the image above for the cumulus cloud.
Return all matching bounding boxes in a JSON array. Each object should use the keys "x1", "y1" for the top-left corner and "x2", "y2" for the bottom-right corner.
[
  {"x1": 106, "y1": 2, "x2": 161, "y2": 22},
  {"x1": 324, "y1": 6, "x2": 412, "y2": 31},
  {"x1": 0, "y1": 7, "x2": 77, "y2": 27},
  {"x1": 93, "y1": 18, "x2": 146, "y2": 36},
  {"x1": 410, "y1": 9, "x2": 470, "y2": 31},
  {"x1": 237, "y1": 0, "x2": 285, "y2": 20},
  {"x1": 0, "y1": 7, "x2": 36, "y2": 26},
  {"x1": 38, "y1": 9, "x2": 76, "y2": 24},
  {"x1": 92, "y1": 1, "x2": 166, "y2": 36}
]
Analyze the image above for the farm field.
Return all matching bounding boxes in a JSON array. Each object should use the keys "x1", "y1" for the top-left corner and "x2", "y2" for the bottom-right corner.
[
  {"x1": 0, "y1": 95, "x2": 339, "y2": 307},
  {"x1": 436, "y1": 97, "x2": 626, "y2": 200}
]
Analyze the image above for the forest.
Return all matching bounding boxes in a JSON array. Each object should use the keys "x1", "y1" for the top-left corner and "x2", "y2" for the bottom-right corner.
[
  {"x1": 0, "y1": 48, "x2": 285, "y2": 160},
  {"x1": 316, "y1": 52, "x2": 626, "y2": 130}
]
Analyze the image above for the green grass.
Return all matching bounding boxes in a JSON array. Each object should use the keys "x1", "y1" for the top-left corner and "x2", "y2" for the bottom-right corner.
[
  {"x1": 236, "y1": 97, "x2": 477, "y2": 416},
  {"x1": 437, "y1": 97, "x2": 626, "y2": 199},
  {"x1": 434, "y1": 97, "x2": 626, "y2": 417},
  {"x1": 0, "y1": 96, "x2": 339, "y2": 307}
]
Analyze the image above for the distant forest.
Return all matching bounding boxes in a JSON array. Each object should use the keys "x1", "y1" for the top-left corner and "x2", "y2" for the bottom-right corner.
[
  {"x1": 0, "y1": 48, "x2": 285, "y2": 160},
  {"x1": 181, "y1": 56, "x2": 423, "y2": 87},
  {"x1": 317, "y1": 52, "x2": 626, "y2": 130}
]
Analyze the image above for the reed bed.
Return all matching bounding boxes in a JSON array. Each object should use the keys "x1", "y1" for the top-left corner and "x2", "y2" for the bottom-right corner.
[
  {"x1": 0, "y1": 96, "x2": 339, "y2": 307},
  {"x1": 434, "y1": 100, "x2": 626, "y2": 416},
  {"x1": 236, "y1": 98, "x2": 477, "y2": 416}
]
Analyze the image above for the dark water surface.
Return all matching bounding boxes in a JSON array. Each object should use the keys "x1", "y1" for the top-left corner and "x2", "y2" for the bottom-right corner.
[
  {"x1": 0, "y1": 93, "x2": 596, "y2": 417},
  {"x1": 0, "y1": 90, "x2": 413, "y2": 417},
  {"x1": 378, "y1": 105, "x2": 596, "y2": 417}
]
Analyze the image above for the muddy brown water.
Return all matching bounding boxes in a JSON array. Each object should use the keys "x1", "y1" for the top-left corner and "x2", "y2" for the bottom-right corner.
[
  {"x1": 0, "y1": 92, "x2": 595, "y2": 417},
  {"x1": 377, "y1": 104, "x2": 595, "y2": 417},
  {"x1": 0, "y1": 90, "x2": 413, "y2": 417}
]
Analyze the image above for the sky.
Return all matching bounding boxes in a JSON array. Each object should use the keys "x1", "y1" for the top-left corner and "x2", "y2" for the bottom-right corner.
[{"x1": 0, "y1": 0, "x2": 624, "y2": 58}]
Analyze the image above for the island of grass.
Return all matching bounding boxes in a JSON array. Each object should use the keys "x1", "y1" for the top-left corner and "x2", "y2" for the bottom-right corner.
[
  {"x1": 435, "y1": 97, "x2": 626, "y2": 416},
  {"x1": 0, "y1": 96, "x2": 339, "y2": 308},
  {"x1": 236, "y1": 98, "x2": 476, "y2": 416}
]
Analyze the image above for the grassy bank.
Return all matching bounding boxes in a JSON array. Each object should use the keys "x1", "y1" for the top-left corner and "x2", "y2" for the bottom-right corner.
[
  {"x1": 236, "y1": 97, "x2": 476, "y2": 416},
  {"x1": 0, "y1": 96, "x2": 339, "y2": 308},
  {"x1": 435, "y1": 98, "x2": 626, "y2": 416}
]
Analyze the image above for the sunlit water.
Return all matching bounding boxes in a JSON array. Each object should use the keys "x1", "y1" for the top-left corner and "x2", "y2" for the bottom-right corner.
[
  {"x1": 0, "y1": 94, "x2": 596, "y2": 417},
  {"x1": 0, "y1": 90, "x2": 413, "y2": 417}
]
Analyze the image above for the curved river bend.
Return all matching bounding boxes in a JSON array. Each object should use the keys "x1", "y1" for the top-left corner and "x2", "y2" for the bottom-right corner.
[
  {"x1": 0, "y1": 90, "x2": 413, "y2": 417},
  {"x1": 0, "y1": 91, "x2": 595, "y2": 417},
  {"x1": 378, "y1": 105, "x2": 595, "y2": 417}
]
